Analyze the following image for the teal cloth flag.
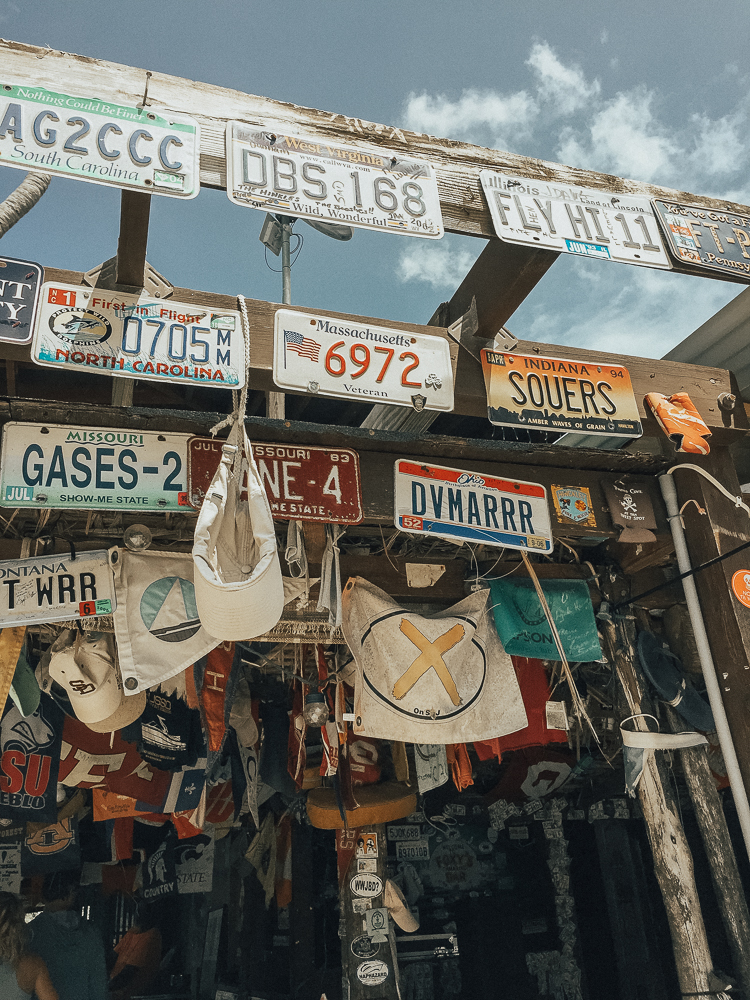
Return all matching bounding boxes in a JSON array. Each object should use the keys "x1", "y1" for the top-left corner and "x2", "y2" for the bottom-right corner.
[{"x1": 488, "y1": 578, "x2": 602, "y2": 662}]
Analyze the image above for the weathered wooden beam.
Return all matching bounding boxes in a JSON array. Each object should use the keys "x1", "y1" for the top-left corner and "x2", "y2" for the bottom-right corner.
[
  {"x1": 4, "y1": 39, "x2": 750, "y2": 252},
  {"x1": 3, "y1": 267, "x2": 746, "y2": 440},
  {"x1": 115, "y1": 190, "x2": 151, "y2": 289}
]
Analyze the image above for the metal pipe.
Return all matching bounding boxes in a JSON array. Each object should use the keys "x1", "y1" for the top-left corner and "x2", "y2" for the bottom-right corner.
[
  {"x1": 280, "y1": 216, "x2": 292, "y2": 306},
  {"x1": 659, "y1": 472, "x2": 750, "y2": 862}
]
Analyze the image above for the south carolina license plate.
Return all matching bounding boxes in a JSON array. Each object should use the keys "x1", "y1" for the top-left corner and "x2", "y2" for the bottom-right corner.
[{"x1": 0, "y1": 423, "x2": 191, "y2": 510}]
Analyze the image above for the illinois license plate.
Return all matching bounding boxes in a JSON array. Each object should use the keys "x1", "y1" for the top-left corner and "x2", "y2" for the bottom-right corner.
[
  {"x1": 480, "y1": 170, "x2": 671, "y2": 269},
  {"x1": 653, "y1": 200, "x2": 750, "y2": 281},
  {"x1": 481, "y1": 350, "x2": 642, "y2": 438},
  {"x1": 394, "y1": 459, "x2": 553, "y2": 553},
  {"x1": 32, "y1": 283, "x2": 245, "y2": 390},
  {"x1": 0, "y1": 423, "x2": 191, "y2": 510},
  {"x1": 0, "y1": 549, "x2": 115, "y2": 627},
  {"x1": 0, "y1": 84, "x2": 200, "y2": 198},
  {"x1": 0, "y1": 256, "x2": 42, "y2": 345},
  {"x1": 226, "y1": 121, "x2": 443, "y2": 238},
  {"x1": 273, "y1": 308, "x2": 453, "y2": 411},
  {"x1": 188, "y1": 438, "x2": 363, "y2": 523}
]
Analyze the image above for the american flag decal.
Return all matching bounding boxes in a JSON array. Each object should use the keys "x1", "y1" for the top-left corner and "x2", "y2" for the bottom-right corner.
[{"x1": 284, "y1": 329, "x2": 321, "y2": 363}]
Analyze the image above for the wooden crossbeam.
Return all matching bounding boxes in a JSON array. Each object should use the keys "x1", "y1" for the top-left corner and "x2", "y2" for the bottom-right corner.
[{"x1": 3, "y1": 39, "x2": 750, "y2": 258}]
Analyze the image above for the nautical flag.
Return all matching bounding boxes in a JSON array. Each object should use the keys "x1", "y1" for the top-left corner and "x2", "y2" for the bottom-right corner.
[{"x1": 284, "y1": 330, "x2": 321, "y2": 363}]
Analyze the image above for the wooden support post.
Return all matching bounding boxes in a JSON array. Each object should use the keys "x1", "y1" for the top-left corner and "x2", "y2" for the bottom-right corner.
[
  {"x1": 671, "y1": 449, "x2": 750, "y2": 806},
  {"x1": 599, "y1": 601, "x2": 717, "y2": 998},
  {"x1": 338, "y1": 826, "x2": 398, "y2": 1000},
  {"x1": 115, "y1": 189, "x2": 151, "y2": 288},
  {"x1": 290, "y1": 822, "x2": 317, "y2": 999}
]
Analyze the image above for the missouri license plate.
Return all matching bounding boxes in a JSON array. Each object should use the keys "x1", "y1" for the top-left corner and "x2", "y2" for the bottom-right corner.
[
  {"x1": 481, "y1": 350, "x2": 642, "y2": 438},
  {"x1": 394, "y1": 459, "x2": 553, "y2": 553},
  {"x1": 0, "y1": 423, "x2": 190, "y2": 510},
  {"x1": 226, "y1": 121, "x2": 443, "y2": 238},
  {"x1": 480, "y1": 170, "x2": 671, "y2": 269},
  {"x1": 187, "y1": 438, "x2": 363, "y2": 523},
  {"x1": 32, "y1": 283, "x2": 244, "y2": 390}
]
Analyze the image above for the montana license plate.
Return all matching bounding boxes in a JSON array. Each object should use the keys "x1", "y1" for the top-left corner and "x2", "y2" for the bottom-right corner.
[
  {"x1": 0, "y1": 423, "x2": 190, "y2": 510},
  {"x1": 0, "y1": 549, "x2": 115, "y2": 627},
  {"x1": 226, "y1": 121, "x2": 443, "y2": 238},
  {"x1": 32, "y1": 283, "x2": 244, "y2": 390},
  {"x1": 273, "y1": 308, "x2": 453, "y2": 411},
  {"x1": 0, "y1": 84, "x2": 200, "y2": 197},
  {"x1": 394, "y1": 459, "x2": 553, "y2": 553},
  {"x1": 480, "y1": 170, "x2": 671, "y2": 269}
]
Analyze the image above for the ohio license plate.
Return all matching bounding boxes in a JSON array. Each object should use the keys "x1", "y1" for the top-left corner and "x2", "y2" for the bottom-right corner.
[
  {"x1": 653, "y1": 200, "x2": 750, "y2": 281},
  {"x1": 481, "y1": 350, "x2": 642, "y2": 438},
  {"x1": 226, "y1": 121, "x2": 443, "y2": 238},
  {"x1": 0, "y1": 423, "x2": 190, "y2": 510},
  {"x1": 394, "y1": 459, "x2": 553, "y2": 553},
  {"x1": 187, "y1": 438, "x2": 363, "y2": 523},
  {"x1": 480, "y1": 170, "x2": 671, "y2": 269},
  {"x1": 0, "y1": 84, "x2": 199, "y2": 197},
  {"x1": 0, "y1": 549, "x2": 115, "y2": 627},
  {"x1": 0, "y1": 256, "x2": 42, "y2": 345},
  {"x1": 32, "y1": 283, "x2": 244, "y2": 390},
  {"x1": 273, "y1": 308, "x2": 453, "y2": 411}
]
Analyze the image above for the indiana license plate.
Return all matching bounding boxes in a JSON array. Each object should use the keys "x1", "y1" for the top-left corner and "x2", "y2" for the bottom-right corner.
[
  {"x1": 481, "y1": 349, "x2": 642, "y2": 438},
  {"x1": 273, "y1": 308, "x2": 453, "y2": 411},
  {"x1": 394, "y1": 459, "x2": 553, "y2": 553},
  {"x1": 226, "y1": 121, "x2": 443, "y2": 238},
  {"x1": 480, "y1": 170, "x2": 671, "y2": 269},
  {"x1": 653, "y1": 200, "x2": 750, "y2": 281},
  {"x1": 0, "y1": 423, "x2": 191, "y2": 510},
  {"x1": 0, "y1": 549, "x2": 115, "y2": 626},
  {"x1": 32, "y1": 283, "x2": 245, "y2": 390},
  {"x1": 187, "y1": 438, "x2": 363, "y2": 523},
  {"x1": 0, "y1": 84, "x2": 199, "y2": 197}
]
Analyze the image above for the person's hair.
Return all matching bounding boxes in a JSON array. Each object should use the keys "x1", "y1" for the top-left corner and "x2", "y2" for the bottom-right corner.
[
  {"x1": 41, "y1": 870, "x2": 80, "y2": 904},
  {"x1": 0, "y1": 892, "x2": 27, "y2": 965}
]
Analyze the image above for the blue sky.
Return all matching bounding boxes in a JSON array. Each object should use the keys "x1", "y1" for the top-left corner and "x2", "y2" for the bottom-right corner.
[{"x1": 0, "y1": 0, "x2": 749, "y2": 359}]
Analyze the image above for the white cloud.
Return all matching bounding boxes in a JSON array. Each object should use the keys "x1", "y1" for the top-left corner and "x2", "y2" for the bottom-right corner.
[
  {"x1": 403, "y1": 88, "x2": 538, "y2": 148},
  {"x1": 600, "y1": 29, "x2": 608, "y2": 45},
  {"x1": 526, "y1": 42, "x2": 600, "y2": 115},
  {"x1": 557, "y1": 86, "x2": 679, "y2": 183},
  {"x1": 397, "y1": 242, "x2": 480, "y2": 290},
  {"x1": 689, "y1": 110, "x2": 748, "y2": 177}
]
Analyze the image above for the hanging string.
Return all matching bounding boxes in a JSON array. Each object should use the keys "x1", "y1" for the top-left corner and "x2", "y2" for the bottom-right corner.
[{"x1": 209, "y1": 294, "x2": 252, "y2": 437}]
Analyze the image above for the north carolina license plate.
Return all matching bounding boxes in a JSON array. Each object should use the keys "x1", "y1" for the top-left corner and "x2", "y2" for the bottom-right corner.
[
  {"x1": 394, "y1": 459, "x2": 553, "y2": 553},
  {"x1": 0, "y1": 256, "x2": 42, "y2": 345},
  {"x1": 480, "y1": 170, "x2": 671, "y2": 269},
  {"x1": 0, "y1": 423, "x2": 191, "y2": 510},
  {"x1": 0, "y1": 84, "x2": 200, "y2": 197},
  {"x1": 273, "y1": 308, "x2": 453, "y2": 411},
  {"x1": 481, "y1": 350, "x2": 642, "y2": 438},
  {"x1": 0, "y1": 549, "x2": 115, "y2": 626},
  {"x1": 653, "y1": 200, "x2": 750, "y2": 281},
  {"x1": 187, "y1": 438, "x2": 363, "y2": 523},
  {"x1": 32, "y1": 283, "x2": 245, "y2": 390},
  {"x1": 226, "y1": 121, "x2": 443, "y2": 238}
]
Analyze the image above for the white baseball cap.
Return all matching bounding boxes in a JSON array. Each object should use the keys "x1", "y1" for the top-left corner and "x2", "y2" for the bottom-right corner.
[
  {"x1": 192, "y1": 421, "x2": 284, "y2": 641},
  {"x1": 46, "y1": 629, "x2": 145, "y2": 732}
]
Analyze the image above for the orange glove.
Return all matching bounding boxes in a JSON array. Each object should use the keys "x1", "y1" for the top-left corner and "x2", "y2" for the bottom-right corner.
[{"x1": 645, "y1": 392, "x2": 711, "y2": 455}]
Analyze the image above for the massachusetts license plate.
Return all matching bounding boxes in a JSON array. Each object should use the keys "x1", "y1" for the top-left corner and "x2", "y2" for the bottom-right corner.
[
  {"x1": 0, "y1": 549, "x2": 115, "y2": 627},
  {"x1": 481, "y1": 350, "x2": 642, "y2": 438},
  {"x1": 394, "y1": 459, "x2": 553, "y2": 553},
  {"x1": 32, "y1": 283, "x2": 244, "y2": 390},
  {"x1": 187, "y1": 438, "x2": 363, "y2": 523},
  {"x1": 0, "y1": 256, "x2": 42, "y2": 345},
  {"x1": 273, "y1": 309, "x2": 453, "y2": 411},
  {"x1": 653, "y1": 200, "x2": 750, "y2": 281},
  {"x1": 480, "y1": 170, "x2": 671, "y2": 269},
  {"x1": 0, "y1": 423, "x2": 191, "y2": 510},
  {"x1": 0, "y1": 84, "x2": 200, "y2": 198},
  {"x1": 226, "y1": 121, "x2": 443, "y2": 238}
]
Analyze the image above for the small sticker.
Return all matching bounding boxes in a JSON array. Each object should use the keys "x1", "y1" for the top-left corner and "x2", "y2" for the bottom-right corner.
[
  {"x1": 356, "y1": 960, "x2": 389, "y2": 986},
  {"x1": 568, "y1": 809, "x2": 585, "y2": 821},
  {"x1": 732, "y1": 570, "x2": 750, "y2": 608},
  {"x1": 350, "y1": 873, "x2": 383, "y2": 899},
  {"x1": 351, "y1": 934, "x2": 380, "y2": 959},
  {"x1": 211, "y1": 314, "x2": 237, "y2": 330},
  {"x1": 178, "y1": 492, "x2": 190, "y2": 507},
  {"x1": 356, "y1": 832, "x2": 378, "y2": 858},
  {"x1": 546, "y1": 701, "x2": 569, "y2": 731},
  {"x1": 352, "y1": 897, "x2": 372, "y2": 913},
  {"x1": 79, "y1": 598, "x2": 113, "y2": 617},
  {"x1": 524, "y1": 799, "x2": 543, "y2": 815},
  {"x1": 357, "y1": 858, "x2": 377, "y2": 873},
  {"x1": 444, "y1": 803, "x2": 465, "y2": 817},
  {"x1": 551, "y1": 485, "x2": 597, "y2": 526},
  {"x1": 153, "y1": 169, "x2": 185, "y2": 190},
  {"x1": 509, "y1": 825, "x2": 529, "y2": 840}
]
